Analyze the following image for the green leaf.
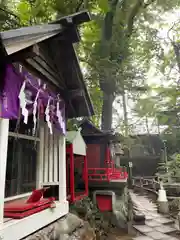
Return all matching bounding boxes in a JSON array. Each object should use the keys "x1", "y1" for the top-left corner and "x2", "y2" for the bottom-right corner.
[{"x1": 97, "y1": 0, "x2": 110, "y2": 13}]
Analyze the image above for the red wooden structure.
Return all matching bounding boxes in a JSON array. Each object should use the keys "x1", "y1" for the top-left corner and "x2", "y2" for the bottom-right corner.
[
  {"x1": 78, "y1": 119, "x2": 128, "y2": 184},
  {"x1": 66, "y1": 131, "x2": 88, "y2": 203},
  {"x1": 88, "y1": 146, "x2": 128, "y2": 183}
]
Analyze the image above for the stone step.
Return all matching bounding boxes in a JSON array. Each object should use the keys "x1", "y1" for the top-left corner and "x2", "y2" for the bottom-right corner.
[
  {"x1": 133, "y1": 225, "x2": 154, "y2": 233},
  {"x1": 154, "y1": 225, "x2": 177, "y2": 234},
  {"x1": 146, "y1": 231, "x2": 169, "y2": 239},
  {"x1": 145, "y1": 215, "x2": 154, "y2": 220},
  {"x1": 133, "y1": 237, "x2": 154, "y2": 240},
  {"x1": 145, "y1": 220, "x2": 161, "y2": 228},
  {"x1": 155, "y1": 217, "x2": 174, "y2": 225},
  {"x1": 166, "y1": 237, "x2": 180, "y2": 240},
  {"x1": 146, "y1": 231, "x2": 179, "y2": 240}
]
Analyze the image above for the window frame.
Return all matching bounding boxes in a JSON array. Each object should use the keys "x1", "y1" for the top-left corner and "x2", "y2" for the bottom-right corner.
[{"x1": 5, "y1": 131, "x2": 40, "y2": 200}]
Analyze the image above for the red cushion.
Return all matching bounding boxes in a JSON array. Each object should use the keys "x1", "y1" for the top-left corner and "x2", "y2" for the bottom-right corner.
[
  {"x1": 4, "y1": 198, "x2": 55, "y2": 212},
  {"x1": 26, "y1": 189, "x2": 44, "y2": 203},
  {"x1": 4, "y1": 203, "x2": 52, "y2": 219}
]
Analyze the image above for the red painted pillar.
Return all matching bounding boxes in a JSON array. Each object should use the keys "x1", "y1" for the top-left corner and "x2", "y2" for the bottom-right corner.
[{"x1": 84, "y1": 156, "x2": 88, "y2": 197}]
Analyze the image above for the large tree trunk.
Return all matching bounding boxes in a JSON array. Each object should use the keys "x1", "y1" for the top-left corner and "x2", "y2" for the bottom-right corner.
[
  {"x1": 100, "y1": 92, "x2": 114, "y2": 167},
  {"x1": 99, "y1": 0, "x2": 144, "y2": 165},
  {"x1": 99, "y1": 0, "x2": 119, "y2": 131},
  {"x1": 101, "y1": 92, "x2": 114, "y2": 131}
]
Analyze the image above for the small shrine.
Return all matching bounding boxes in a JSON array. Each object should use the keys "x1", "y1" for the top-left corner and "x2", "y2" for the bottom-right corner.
[
  {"x1": 66, "y1": 131, "x2": 88, "y2": 203},
  {"x1": 78, "y1": 119, "x2": 128, "y2": 190}
]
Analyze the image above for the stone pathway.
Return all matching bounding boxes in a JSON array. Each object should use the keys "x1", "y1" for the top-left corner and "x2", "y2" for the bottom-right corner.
[{"x1": 130, "y1": 192, "x2": 179, "y2": 240}]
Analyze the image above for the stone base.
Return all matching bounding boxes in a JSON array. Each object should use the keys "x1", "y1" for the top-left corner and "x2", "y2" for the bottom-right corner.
[
  {"x1": 24, "y1": 213, "x2": 95, "y2": 240},
  {"x1": 157, "y1": 201, "x2": 169, "y2": 214}
]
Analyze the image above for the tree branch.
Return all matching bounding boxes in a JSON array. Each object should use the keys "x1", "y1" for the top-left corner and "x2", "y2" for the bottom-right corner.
[
  {"x1": 127, "y1": 0, "x2": 143, "y2": 36},
  {"x1": 83, "y1": 0, "x2": 89, "y2": 9},
  {"x1": 143, "y1": 0, "x2": 156, "y2": 8},
  {"x1": 79, "y1": 57, "x2": 100, "y2": 72},
  {"x1": 0, "y1": 7, "x2": 20, "y2": 22},
  {"x1": 127, "y1": 0, "x2": 156, "y2": 37},
  {"x1": 76, "y1": 0, "x2": 84, "y2": 12},
  {"x1": 167, "y1": 20, "x2": 180, "y2": 42}
]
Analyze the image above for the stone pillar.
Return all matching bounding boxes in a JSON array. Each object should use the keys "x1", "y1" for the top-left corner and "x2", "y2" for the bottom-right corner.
[
  {"x1": 157, "y1": 188, "x2": 169, "y2": 214},
  {"x1": 115, "y1": 154, "x2": 120, "y2": 167}
]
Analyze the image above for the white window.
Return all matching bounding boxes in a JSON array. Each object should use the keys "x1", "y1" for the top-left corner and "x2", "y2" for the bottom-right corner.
[{"x1": 5, "y1": 116, "x2": 39, "y2": 198}]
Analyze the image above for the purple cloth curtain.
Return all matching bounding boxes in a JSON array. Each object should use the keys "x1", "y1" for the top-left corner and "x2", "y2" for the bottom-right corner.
[
  {"x1": 0, "y1": 65, "x2": 22, "y2": 119},
  {"x1": 0, "y1": 65, "x2": 66, "y2": 135}
]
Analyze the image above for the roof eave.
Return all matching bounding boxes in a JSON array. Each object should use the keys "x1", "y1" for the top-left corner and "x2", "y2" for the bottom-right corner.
[
  {"x1": 1, "y1": 24, "x2": 63, "y2": 55},
  {"x1": 52, "y1": 10, "x2": 91, "y2": 26}
]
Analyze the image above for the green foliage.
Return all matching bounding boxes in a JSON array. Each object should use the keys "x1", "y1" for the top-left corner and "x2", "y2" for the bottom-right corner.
[
  {"x1": 133, "y1": 97, "x2": 158, "y2": 118},
  {"x1": 162, "y1": 128, "x2": 180, "y2": 154},
  {"x1": 157, "y1": 153, "x2": 180, "y2": 180},
  {"x1": 97, "y1": 0, "x2": 109, "y2": 13},
  {"x1": 0, "y1": 0, "x2": 20, "y2": 30},
  {"x1": 14, "y1": 0, "x2": 56, "y2": 25},
  {"x1": 66, "y1": 119, "x2": 79, "y2": 131},
  {"x1": 168, "y1": 155, "x2": 180, "y2": 178},
  {"x1": 169, "y1": 198, "x2": 180, "y2": 214}
]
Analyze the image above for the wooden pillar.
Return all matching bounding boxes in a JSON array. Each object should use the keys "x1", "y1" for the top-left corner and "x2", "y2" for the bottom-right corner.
[
  {"x1": 59, "y1": 135, "x2": 67, "y2": 201},
  {"x1": 84, "y1": 156, "x2": 88, "y2": 197},
  {"x1": 0, "y1": 119, "x2": 9, "y2": 227},
  {"x1": 36, "y1": 122, "x2": 44, "y2": 188},
  {"x1": 49, "y1": 134, "x2": 53, "y2": 183},
  {"x1": 44, "y1": 125, "x2": 49, "y2": 183},
  {"x1": 53, "y1": 132, "x2": 58, "y2": 183}
]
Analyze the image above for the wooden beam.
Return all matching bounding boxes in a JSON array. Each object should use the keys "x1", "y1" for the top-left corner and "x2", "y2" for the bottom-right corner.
[
  {"x1": 21, "y1": 60, "x2": 58, "y2": 92},
  {"x1": 8, "y1": 46, "x2": 37, "y2": 62},
  {"x1": 26, "y1": 58, "x2": 63, "y2": 89},
  {"x1": 32, "y1": 56, "x2": 66, "y2": 88},
  {"x1": 53, "y1": 10, "x2": 91, "y2": 26},
  {"x1": 38, "y1": 41, "x2": 67, "y2": 89},
  {"x1": 62, "y1": 26, "x2": 80, "y2": 43},
  {"x1": 53, "y1": 131, "x2": 58, "y2": 182},
  {"x1": 49, "y1": 133, "x2": 53, "y2": 183},
  {"x1": 44, "y1": 125, "x2": 49, "y2": 183},
  {"x1": 36, "y1": 121, "x2": 44, "y2": 188},
  {"x1": 58, "y1": 135, "x2": 67, "y2": 201},
  {"x1": 67, "y1": 89, "x2": 83, "y2": 99}
]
